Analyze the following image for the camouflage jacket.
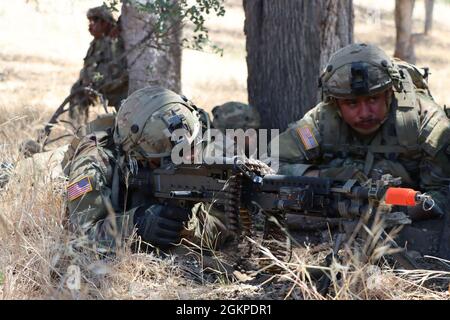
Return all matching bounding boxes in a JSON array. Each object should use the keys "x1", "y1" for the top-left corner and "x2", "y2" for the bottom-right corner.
[
  {"x1": 277, "y1": 89, "x2": 450, "y2": 209},
  {"x1": 71, "y1": 36, "x2": 128, "y2": 109},
  {"x1": 64, "y1": 115, "x2": 231, "y2": 251},
  {"x1": 65, "y1": 131, "x2": 136, "y2": 250}
]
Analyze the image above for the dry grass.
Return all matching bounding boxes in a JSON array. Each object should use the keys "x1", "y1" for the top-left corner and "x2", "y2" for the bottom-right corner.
[{"x1": 0, "y1": 0, "x2": 450, "y2": 300}]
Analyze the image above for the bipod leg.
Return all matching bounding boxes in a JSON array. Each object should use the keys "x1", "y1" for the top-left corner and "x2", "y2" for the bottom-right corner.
[
  {"x1": 317, "y1": 232, "x2": 345, "y2": 297},
  {"x1": 380, "y1": 231, "x2": 419, "y2": 270},
  {"x1": 259, "y1": 212, "x2": 291, "y2": 272}
]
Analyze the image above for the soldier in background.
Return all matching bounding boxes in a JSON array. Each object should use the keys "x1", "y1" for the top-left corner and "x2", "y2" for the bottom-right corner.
[
  {"x1": 211, "y1": 102, "x2": 261, "y2": 159},
  {"x1": 69, "y1": 6, "x2": 128, "y2": 124},
  {"x1": 211, "y1": 102, "x2": 261, "y2": 132}
]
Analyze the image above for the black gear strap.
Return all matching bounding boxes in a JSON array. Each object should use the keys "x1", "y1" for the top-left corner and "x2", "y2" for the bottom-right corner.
[{"x1": 351, "y1": 62, "x2": 370, "y2": 95}]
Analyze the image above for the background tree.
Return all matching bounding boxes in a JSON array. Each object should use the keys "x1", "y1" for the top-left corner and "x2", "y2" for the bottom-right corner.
[
  {"x1": 424, "y1": 0, "x2": 435, "y2": 35},
  {"x1": 394, "y1": 0, "x2": 416, "y2": 63},
  {"x1": 115, "y1": 0, "x2": 225, "y2": 94},
  {"x1": 121, "y1": 1, "x2": 182, "y2": 93},
  {"x1": 243, "y1": 0, "x2": 353, "y2": 131}
]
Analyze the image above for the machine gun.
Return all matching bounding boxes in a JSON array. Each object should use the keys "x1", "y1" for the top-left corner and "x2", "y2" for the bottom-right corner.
[{"x1": 130, "y1": 157, "x2": 433, "y2": 274}]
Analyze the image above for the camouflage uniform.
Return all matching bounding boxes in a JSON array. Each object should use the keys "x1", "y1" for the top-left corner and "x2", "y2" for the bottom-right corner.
[
  {"x1": 65, "y1": 87, "x2": 230, "y2": 252},
  {"x1": 278, "y1": 44, "x2": 450, "y2": 258},
  {"x1": 70, "y1": 6, "x2": 128, "y2": 121}
]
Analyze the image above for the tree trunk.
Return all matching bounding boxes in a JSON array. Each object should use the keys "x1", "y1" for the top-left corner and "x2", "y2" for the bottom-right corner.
[
  {"x1": 424, "y1": 0, "x2": 434, "y2": 35},
  {"x1": 394, "y1": 0, "x2": 416, "y2": 63},
  {"x1": 243, "y1": 0, "x2": 353, "y2": 131},
  {"x1": 121, "y1": 1, "x2": 182, "y2": 94}
]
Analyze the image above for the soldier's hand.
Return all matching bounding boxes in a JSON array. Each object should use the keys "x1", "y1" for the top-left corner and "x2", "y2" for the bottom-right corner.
[
  {"x1": 134, "y1": 204, "x2": 190, "y2": 249},
  {"x1": 85, "y1": 91, "x2": 97, "y2": 106}
]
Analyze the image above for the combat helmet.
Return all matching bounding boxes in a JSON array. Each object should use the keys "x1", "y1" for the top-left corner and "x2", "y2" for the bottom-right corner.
[
  {"x1": 114, "y1": 86, "x2": 202, "y2": 159},
  {"x1": 87, "y1": 6, "x2": 116, "y2": 24},
  {"x1": 319, "y1": 43, "x2": 396, "y2": 100},
  {"x1": 212, "y1": 102, "x2": 261, "y2": 131}
]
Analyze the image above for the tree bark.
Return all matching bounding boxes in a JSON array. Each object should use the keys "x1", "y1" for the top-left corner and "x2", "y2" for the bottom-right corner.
[
  {"x1": 394, "y1": 0, "x2": 416, "y2": 63},
  {"x1": 424, "y1": 0, "x2": 434, "y2": 35},
  {"x1": 121, "y1": 1, "x2": 181, "y2": 94},
  {"x1": 243, "y1": 0, "x2": 353, "y2": 131}
]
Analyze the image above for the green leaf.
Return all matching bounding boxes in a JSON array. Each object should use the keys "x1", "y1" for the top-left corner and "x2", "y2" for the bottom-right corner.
[{"x1": 104, "y1": 0, "x2": 226, "y2": 56}]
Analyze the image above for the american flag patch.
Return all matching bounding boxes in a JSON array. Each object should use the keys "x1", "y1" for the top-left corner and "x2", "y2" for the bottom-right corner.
[
  {"x1": 67, "y1": 176, "x2": 93, "y2": 202},
  {"x1": 296, "y1": 126, "x2": 318, "y2": 150}
]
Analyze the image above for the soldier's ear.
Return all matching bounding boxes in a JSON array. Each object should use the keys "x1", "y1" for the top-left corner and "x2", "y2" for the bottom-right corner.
[
  {"x1": 385, "y1": 88, "x2": 393, "y2": 98},
  {"x1": 332, "y1": 99, "x2": 343, "y2": 118},
  {"x1": 385, "y1": 88, "x2": 394, "y2": 110},
  {"x1": 211, "y1": 106, "x2": 220, "y2": 116}
]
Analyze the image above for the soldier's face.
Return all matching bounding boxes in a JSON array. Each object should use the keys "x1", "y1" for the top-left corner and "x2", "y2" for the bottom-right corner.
[
  {"x1": 88, "y1": 17, "x2": 110, "y2": 39},
  {"x1": 336, "y1": 91, "x2": 389, "y2": 135}
]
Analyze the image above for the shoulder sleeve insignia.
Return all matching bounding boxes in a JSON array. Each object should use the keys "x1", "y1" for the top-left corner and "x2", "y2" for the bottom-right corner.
[
  {"x1": 67, "y1": 176, "x2": 93, "y2": 202},
  {"x1": 296, "y1": 126, "x2": 319, "y2": 150}
]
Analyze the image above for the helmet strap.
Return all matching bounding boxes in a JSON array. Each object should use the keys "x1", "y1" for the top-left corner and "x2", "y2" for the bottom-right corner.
[{"x1": 387, "y1": 64, "x2": 403, "y2": 92}]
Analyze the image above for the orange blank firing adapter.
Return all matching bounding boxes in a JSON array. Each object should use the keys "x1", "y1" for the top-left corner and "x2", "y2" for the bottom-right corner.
[{"x1": 385, "y1": 188, "x2": 419, "y2": 206}]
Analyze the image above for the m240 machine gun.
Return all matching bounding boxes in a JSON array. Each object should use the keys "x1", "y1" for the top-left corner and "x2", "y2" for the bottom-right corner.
[{"x1": 129, "y1": 158, "x2": 433, "y2": 273}]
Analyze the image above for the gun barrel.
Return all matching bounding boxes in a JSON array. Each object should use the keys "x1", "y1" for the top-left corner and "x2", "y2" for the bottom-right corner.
[
  {"x1": 260, "y1": 175, "x2": 332, "y2": 194},
  {"x1": 170, "y1": 190, "x2": 204, "y2": 198}
]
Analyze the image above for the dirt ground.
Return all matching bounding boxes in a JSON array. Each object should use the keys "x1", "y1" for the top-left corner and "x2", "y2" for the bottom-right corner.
[{"x1": 0, "y1": 0, "x2": 450, "y2": 300}]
